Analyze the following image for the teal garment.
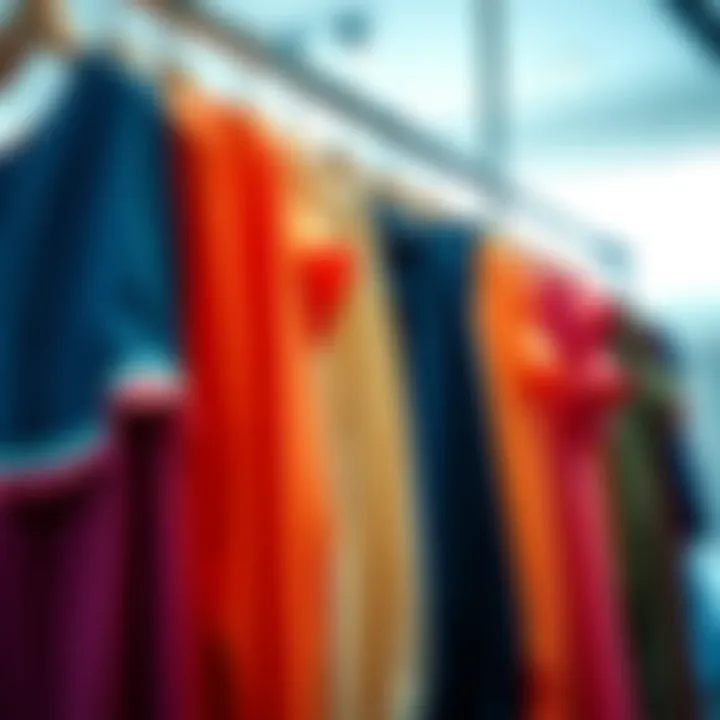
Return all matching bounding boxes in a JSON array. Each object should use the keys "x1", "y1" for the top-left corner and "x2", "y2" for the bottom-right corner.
[
  {"x1": 0, "y1": 53, "x2": 178, "y2": 478},
  {"x1": 609, "y1": 321, "x2": 696, "y2": 720}
]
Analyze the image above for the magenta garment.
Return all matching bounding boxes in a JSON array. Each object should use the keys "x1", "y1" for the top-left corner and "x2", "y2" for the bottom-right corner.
[
  {"x1": 0, "y1": 408, "x2": 189, "y2": 720},
  {"x1": 538, "y1": 272, "x2": 637, "y2": 720}
]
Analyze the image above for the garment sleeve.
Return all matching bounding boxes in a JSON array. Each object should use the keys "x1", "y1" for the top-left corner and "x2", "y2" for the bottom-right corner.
[{"x1": 103, "y1": 78, "x2": 181, "y2": 399}]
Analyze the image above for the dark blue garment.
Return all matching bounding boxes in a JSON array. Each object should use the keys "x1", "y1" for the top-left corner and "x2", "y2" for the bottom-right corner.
[
  {"x1": 376, "y1": 207, "x2": 519, "y2": 720},
  {"x1": 0, "y1": 55, "x2": 178, "y2": 477}
]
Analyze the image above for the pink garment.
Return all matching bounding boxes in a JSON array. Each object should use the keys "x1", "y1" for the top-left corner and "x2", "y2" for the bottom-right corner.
[{"x1": 537, "y1": 271, "x2": 637, "y2": 720}]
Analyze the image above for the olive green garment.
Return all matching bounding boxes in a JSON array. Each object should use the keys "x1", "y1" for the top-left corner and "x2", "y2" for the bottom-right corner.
[{"x1": 609, "y1": 320, "x2": 696, "y2": 720}]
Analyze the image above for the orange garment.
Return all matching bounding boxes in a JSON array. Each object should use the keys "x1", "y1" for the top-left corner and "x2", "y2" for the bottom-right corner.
[
  {"x1": 173, "y1": 92, "x2": 334, "y2": 720},
  {"x1": 224, "y1": 109, "x2": 335, "y2": 720},
  {"x1": 476, "y1": 241, "x2": 572, "y2": 720}
]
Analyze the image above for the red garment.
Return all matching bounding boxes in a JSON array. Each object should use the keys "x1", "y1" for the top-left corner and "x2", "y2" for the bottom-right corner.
[
  {"x1": 297, "y1": 243, "x2": 356, "y2": 341},
  {"x1": 536, "y1": 270, "x2": 636, "y2": 720},
  {"x1": 172, "y1": 91, "x2": 250, "y2": 720},
  {"x1": 173, "y1": 94, "x2": 334, "y2": 720}
]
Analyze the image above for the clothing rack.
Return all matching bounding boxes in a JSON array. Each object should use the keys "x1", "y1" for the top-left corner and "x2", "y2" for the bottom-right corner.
[{"x1": 166, "y1": 0, "x2": 631, "y2": 282}]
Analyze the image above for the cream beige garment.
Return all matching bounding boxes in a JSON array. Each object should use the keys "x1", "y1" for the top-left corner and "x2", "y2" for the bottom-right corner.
[
  {"x1": 324, "y1": 156, "x2": 421, "y2": 720},
  {"x1": 291, "y1": 149, "x2": 422, "y2": 720}
]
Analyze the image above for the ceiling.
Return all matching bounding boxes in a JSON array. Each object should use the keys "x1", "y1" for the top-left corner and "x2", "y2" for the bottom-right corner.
[
  {"x1": 65, "y1": 0, "x2": 720, "y2": 163},
  {"x1": 201, "y1": 0, "x2": 720, "y2": 162},
  {"x1": 64, "y1": 0, "x2": 720, "y2": 305}
]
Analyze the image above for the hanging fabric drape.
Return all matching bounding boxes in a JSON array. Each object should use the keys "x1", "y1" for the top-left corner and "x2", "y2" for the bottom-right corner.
[
  {"x1": 376, "y1": 207, "x2": 520, "y2": 719},
  {"x1": 0, "y1": 41, "x2": 707, "y2": 720}
]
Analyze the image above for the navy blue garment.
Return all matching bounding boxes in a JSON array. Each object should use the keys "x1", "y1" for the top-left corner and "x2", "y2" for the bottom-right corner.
[
  {"x1": 0, "y1": 54, "x2": 178, "y2": 478},
  {"x1": 376, "y1": 206, "x2": 519, "y2": 720}
]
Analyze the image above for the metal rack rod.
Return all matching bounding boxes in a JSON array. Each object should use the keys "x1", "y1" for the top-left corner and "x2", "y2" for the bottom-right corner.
[{"x1": 169, "y1": 0, "x2": 630, "y2": 279}]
